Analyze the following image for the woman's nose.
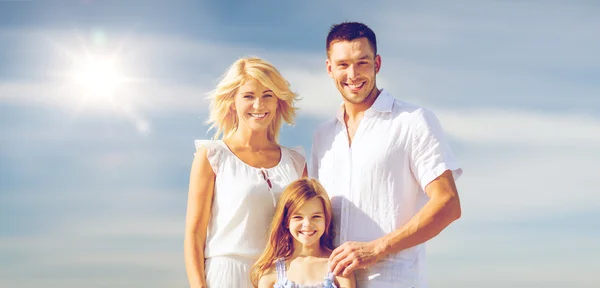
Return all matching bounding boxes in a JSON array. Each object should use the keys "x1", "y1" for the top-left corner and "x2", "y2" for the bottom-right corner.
[{"x1": 252, "y1": 98, "x2": 263, "y2": 109}]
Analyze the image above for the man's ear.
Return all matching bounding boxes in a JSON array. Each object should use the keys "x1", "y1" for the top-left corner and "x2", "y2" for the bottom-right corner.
[
  {"x1": 326, "y1": 59, "x2": 334, "y2": 78},
  {"x1": 375, "y1": 54, "x2": 382, "y2": 74}
]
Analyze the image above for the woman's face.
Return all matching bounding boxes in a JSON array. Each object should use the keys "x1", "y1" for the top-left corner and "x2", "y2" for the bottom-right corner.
[{"x1": 232, "y1": 78, "x2": 279, "y2": 133}]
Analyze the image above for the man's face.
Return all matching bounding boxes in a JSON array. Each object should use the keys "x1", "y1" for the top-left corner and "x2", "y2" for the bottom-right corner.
[{"x1": 326, "y1": 38, "x2": 381, "y2": 105}]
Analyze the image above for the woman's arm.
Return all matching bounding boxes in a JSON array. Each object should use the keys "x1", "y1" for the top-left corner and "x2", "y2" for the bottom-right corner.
[{"x1": 184, "y1": 147, "x2": 216, "y2": 288}]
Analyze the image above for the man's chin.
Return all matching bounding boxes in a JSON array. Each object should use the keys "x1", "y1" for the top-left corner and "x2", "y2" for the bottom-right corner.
[{"x1": 343, "y1": 94, "x2": 368, "y2": 105}]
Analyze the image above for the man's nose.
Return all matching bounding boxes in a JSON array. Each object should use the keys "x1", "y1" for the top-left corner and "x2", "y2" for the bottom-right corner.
[{"x1": 347, "y1": 64, "x2": 358, "y2": 80}]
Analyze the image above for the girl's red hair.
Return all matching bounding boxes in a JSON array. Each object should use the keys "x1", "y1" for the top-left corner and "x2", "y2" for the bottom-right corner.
[{"x1": 250, "y1": 178, "x2": 335, "y2": 287}]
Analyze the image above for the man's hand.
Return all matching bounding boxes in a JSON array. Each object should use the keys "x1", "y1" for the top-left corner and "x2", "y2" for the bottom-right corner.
[{"x1": 328, "y1": 240, "x2": 386, "y2": 276}]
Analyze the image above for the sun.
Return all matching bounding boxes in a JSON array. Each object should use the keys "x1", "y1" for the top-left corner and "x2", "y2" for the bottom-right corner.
[
  {"x1": 63, "y1": 50, "x2": 150, "y2": 134},
  {"x1": 69, "y1": 53, "x2": 125, "y2": 104}
]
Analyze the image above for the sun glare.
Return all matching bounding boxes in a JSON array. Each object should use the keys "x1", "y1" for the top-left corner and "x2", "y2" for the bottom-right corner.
[
  {"x1": 55, "y1": 30, "x2": 150, "y2": 135},
  {"x1": 69, "y1": 54, "x2": 125, "y2": 103}
]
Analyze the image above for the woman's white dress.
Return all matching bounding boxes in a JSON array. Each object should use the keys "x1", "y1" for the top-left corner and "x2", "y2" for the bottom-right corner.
[{"x1": 194, "y1": 140, "x2": 306, "y2": 288}]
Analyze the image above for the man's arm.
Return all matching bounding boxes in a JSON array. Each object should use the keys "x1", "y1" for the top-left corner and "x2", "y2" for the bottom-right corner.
[
  {"x1": 377, "y1": 169, "x2": 461, "y2": 253},
  {"x1": 329, "y1": 170, "x2": 461, "y2": 276}
]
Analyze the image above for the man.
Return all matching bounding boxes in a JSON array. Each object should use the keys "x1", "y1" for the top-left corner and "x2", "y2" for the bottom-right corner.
[{"x1": 309, "y1": 22, "x2": 463, "y2": 287}]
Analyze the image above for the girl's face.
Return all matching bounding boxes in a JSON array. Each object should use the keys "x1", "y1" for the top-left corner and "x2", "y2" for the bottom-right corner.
[{"x1": 288, "y1": 198, "x2": 326, "y2": 249}]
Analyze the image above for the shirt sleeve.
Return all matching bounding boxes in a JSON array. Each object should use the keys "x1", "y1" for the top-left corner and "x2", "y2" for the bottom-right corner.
[
  {"x1": 194, "y1": 140, "x2": 221, "y2": 174},
  {"x1": 409, "y1": 108, "x2": 463, "y2": 191},
  {"x1": 308, "y1": 131, "x2": 320, "y2": 180}
]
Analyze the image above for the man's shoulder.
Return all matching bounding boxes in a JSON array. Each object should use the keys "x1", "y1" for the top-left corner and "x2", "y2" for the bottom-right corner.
[
  {"x1": 313, "y1": 117, "x2": 338, "y2": 137},
  {"x1": 390, "y1": 97, "x2": 428, "y2": 116},
  {"x1": 387, "y1": 96, "x2": 439, "y2": 125}
]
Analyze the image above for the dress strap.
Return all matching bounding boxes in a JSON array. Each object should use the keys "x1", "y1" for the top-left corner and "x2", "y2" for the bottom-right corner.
[
  {"x1": 324, "y1": 271, "x2": 337, "y2": 287},
  {"x1": 275, "y1": 258, "x2": 287, "y2": 281}
]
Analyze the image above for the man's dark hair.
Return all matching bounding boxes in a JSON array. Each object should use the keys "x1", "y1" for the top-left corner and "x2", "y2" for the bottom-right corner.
[{"x1": 326, "y1": 22, "x2": 377, "y2": 56}]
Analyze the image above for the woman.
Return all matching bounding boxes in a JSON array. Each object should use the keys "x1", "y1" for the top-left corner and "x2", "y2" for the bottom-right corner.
[{"x1": 184, "y1": 57, "x2": 307, "y2": 288}]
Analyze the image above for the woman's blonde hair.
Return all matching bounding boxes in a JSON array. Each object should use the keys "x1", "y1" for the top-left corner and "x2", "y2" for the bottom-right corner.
[
  {"x1": 205, "y1": 57, "x2": 299, "y2": 142},
  {"x1": 250, "y1": 178, "x2": 336, "y2": 287}
]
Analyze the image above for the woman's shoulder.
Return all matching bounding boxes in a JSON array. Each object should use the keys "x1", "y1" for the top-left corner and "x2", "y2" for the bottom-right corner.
[
  {"x1": 194, "y1": 139, "x2": 227, "y2": 173},
  {"x1": 280, "y1": 144, "x2": 305, "y2": 158},
  {"x1": 279, "y1": 145, "x2": 306, "y2": 176}
]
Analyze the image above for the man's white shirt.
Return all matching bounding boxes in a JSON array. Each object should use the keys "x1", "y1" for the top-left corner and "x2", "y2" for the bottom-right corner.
[{"x1": 309, "y1": 89, "x2": 462, "y2": 288}]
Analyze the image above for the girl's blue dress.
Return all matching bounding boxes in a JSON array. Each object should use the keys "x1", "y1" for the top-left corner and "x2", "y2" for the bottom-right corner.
[{"x1": 273, "y1": 257, "x2": 337, "y2": 288}]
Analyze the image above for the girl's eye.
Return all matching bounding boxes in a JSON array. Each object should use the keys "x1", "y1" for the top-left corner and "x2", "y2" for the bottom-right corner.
[{"x1": 313, "y1": 215, "x2": 322, "y2": 218}]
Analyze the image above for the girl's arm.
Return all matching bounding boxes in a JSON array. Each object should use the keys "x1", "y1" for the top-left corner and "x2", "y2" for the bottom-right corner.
[
  {"x1": 184, "y1": 147, "x2": 216, "y2": 288},
  {"x1": 335, "y1": 272, "x2": 357, "y2": 288}
]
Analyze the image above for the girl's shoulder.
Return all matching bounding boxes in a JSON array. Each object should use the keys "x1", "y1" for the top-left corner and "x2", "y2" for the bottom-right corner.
[{"x1": 257, "y1": 262, "x2": 278, "y2": 288}]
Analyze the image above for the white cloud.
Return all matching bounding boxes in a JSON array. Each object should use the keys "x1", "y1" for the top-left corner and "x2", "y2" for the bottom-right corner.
[
  {"x1": 456, "y1": 143, "x2": 599, "y2": 222},
  {"x1": 436, "y1": 108, "x2": 600, "y2": 145},
  {"x1": 2, "y1": 2, "x2": 600, "y2": 287},
  {"x1": 426, "y1": 223, "x2": 600, "y2": 288}
]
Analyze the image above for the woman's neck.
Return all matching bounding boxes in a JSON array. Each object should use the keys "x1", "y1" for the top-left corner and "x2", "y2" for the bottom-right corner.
[{"x1": 228, "y1": 128, "x2": 273, "y2": 151}]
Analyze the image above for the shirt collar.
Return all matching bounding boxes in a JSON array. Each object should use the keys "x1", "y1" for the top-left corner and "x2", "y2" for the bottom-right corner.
[{"x1": 335, "y1": 89, "x2": 393, "y2": 123}]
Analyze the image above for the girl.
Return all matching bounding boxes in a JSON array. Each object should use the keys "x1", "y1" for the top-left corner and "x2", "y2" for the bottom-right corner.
[
  {"x1": 184, "y1": 57, "x2": 306, "y2": 288},
  {"x1": 251, "y1": 178, "x2": 356, "y2": 288}
]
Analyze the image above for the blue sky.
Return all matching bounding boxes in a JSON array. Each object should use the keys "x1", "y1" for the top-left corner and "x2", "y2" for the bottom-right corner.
[{"x1": 1, "y1": 1, "x2": 599, "y2": 287}]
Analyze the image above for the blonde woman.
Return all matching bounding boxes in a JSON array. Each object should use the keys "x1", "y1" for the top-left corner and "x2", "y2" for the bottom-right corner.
[{"x1": 184, "y1": 57, "x2": 307, "y2": 288}]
